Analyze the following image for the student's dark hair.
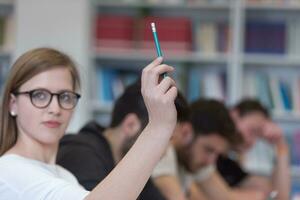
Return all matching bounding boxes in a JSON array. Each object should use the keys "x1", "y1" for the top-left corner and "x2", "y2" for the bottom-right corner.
[
  {"x1": 175, "y1": 92, "x2": 190, "y2": 123},
  {"x1": 190, "y1": 99, "x2": 239, "y2": 146},
  {"x1": 110, "y1": 79, "x2": 190, "y2": 128},
  {"x1": 233, "y1": 98, "x2": 269, "y2": 118},
  {"x1": 110, "y1": 80, "x2": 148, "y2": 129}
]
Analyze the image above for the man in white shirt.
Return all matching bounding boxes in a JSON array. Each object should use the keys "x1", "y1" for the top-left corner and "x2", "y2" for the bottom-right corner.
[{"x1": 153, "y1": 98, "x2": 266, "y2": 200}]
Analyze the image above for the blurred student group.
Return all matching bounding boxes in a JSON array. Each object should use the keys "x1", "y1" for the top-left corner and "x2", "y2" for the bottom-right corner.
[{"x1": 0, "y1": 0, "x2": 300, "y2": 199}]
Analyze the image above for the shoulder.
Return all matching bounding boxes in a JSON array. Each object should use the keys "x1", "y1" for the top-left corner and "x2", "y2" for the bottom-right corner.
[
  {"x1": 193, "y1": 165, "x2": 215, "y2": 183},
  {"x1": 55, "y1": 165, "x2": 80, "y2": 184},
  {"x1": 152, "y1": 144, "x2": 178, "y2": 178},
  {"x1": 0, "y1": 155, "x2": 50, "y2": 193},
  {"x1": 0, "y1": 155, "x2": 89, "y2": 200}
]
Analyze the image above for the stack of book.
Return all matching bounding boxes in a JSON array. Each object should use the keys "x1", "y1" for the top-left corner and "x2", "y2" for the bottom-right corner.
[
  {"x1": 243, "y1": 71, "x2": 300, "y2": 115},
  {"x1": 141, "y1": 16, "x2": 192, "y2": 54},
  {"x1": 95, "y1": 15, "x2": 135, "y2": 51},
  {"x1": 245, "y1": 21, "x2": 286, "y2": 54}
]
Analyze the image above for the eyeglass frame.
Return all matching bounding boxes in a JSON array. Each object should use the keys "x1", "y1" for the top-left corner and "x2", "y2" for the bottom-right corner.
[{"x1": 12, "y1": 89, "x2": 81, "y2": 110}]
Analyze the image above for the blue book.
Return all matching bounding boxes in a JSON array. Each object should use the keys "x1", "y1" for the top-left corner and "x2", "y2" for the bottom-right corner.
[
  {"x1": 279, "y1": 80, "x2": 292, "y2": 111},
  {"x1": 187, "y1": 68, "x2": 201, "y2": 102},
  {"x1": 101, "y1": 68, "x2": 117, "y2": 103},
  {"x1": 255, "y1": 73, "x2": 273, "y2": 110}
]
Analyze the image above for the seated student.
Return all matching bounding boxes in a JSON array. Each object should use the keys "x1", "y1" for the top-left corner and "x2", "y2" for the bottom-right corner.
[
  {"x1": 56, "y1": 80, "x2": 166, "y2": 200},
  {"x1": 217, "y1": 99, "x2": 290, "y2": 200},
  {"x1": 152, "y1": 98, "x2": 266, "y2": 200},
  {"x1": 0, "y1": 48, "x2": 178, "y2": 200}
]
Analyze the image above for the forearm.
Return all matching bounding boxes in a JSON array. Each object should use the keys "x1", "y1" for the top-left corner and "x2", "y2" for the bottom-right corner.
[
  {"x1": 198, "y1": 173, "x2": 265, "y2": 200},
  {"x1": 188, "y1": 182, "x2": 208, "y2": 200},
  {"x1": 272, "y1": 142, "x2": 290, "y2": 200},
  {"x1": 86, "y1": 124, "x2": 173, "y2": 200}
]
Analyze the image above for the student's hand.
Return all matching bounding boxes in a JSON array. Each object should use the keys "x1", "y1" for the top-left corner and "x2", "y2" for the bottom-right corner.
[
  {"x1": 141, "y1": 57, "x2": 177, "y2": 133},
  {"x1": 262, "y1": 121, "x2": 283, "y2": 145},
  {"x1": 262, "y1": 121, "x2": 289, "y2": 156}
]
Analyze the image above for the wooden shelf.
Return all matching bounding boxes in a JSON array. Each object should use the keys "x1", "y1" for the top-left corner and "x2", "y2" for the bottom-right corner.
[
  {"x1": 272, "y1": 112, "x2": 300, "y2": 123},
  {"x1": 93, "y1": 49, "x2": 229, "y2": 65},
  {"x1": 93, "y1": 1, "x2": 230, "y2": 11},
  {"x1": 246, "y1": 2, "x2": 300, "y2": 12},
  {"x1": 243, "y1": 54, "x2": 300, "y2": 67}
]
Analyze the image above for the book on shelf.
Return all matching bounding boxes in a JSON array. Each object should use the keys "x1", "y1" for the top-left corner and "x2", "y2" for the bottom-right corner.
[
  {"x1": 194, "y1": 21, "x2": 231, "y2": 55},
  {"x1": 0, "y1": 59, "x2": 10, "y2": 95},
  {"x1": 243, "y1": 71, "x2": 300, "y2": 115},
  {"x1": 287, "y1": 18, "x2": 300, "y2": 56},
  {"x1": 187, "y1": 67, "x2": 202, "y2": 102},
  {"x1": 3, "y1": 14, "x2": 15, "y2": 51},
  {"x1": 245, "y1": 21, "x2": 286, "y2": 54},
  {"x1": 96, "y1": 67, "x2": 139, "y2": 104},
  {"x1": 141, "y1": 16, "x2": 192, "y2": 54},
  {"x1": 95, "y1": 15, "x2": 135, "y2": 51},
  {"x1": 187, "y1": 67, "x2": 226, "y2": 102}
]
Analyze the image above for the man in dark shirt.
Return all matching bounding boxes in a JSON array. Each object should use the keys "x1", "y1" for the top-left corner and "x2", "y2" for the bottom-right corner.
[
  {"x1": 57, "y1": 81, "x2": 166, "y2": 200},
  {"x1": 217, "y1": 154, "x2": 248, "y2": 187}
]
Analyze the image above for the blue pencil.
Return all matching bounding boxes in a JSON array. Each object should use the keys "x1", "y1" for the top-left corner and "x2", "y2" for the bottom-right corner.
[{"x1": 151, "y1": 22, "x2": 167, "y2": 77}]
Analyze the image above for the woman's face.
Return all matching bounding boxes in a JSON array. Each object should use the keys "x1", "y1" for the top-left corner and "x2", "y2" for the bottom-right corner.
[
  {"x1": 236, "y1": 112, "x2": 267, "y2": 150},
  {"x1": 10, "y1": 67, "x2": 76, "y2": 146}
]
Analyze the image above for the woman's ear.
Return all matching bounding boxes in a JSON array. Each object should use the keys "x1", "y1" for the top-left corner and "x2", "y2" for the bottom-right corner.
[
  {"x1": 9, "y1": 94, "x2": 18, "y2": 117},
  {"x1": 121, "y1": 113, "x2": 141, "y2": 138}
]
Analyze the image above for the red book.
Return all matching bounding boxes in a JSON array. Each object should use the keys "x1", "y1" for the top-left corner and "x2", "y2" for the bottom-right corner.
[
  {"x1": 140, "y1": 16, "x2": 192, "y2": 53},
  {"x1": 95, "y1": 15, "x2": 135, "y2": 49}
]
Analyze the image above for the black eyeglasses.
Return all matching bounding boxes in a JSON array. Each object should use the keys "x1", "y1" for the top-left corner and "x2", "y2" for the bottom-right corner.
[{"x1": 13, "y1": 89, "x2": 81, "y2": 110}]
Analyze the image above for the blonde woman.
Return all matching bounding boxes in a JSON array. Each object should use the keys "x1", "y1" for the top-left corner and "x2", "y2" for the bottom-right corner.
[{"x1": 0, "y1": 48, "x2": 177, "y2": 200}]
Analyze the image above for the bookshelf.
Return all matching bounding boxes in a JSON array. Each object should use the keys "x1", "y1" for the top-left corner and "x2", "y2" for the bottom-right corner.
[{"x1": 91, "y1": 0, "x2": 233, "y2": 120}]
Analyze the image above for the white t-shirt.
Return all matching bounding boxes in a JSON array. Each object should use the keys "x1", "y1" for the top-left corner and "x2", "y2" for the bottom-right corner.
[
  {"x1": 0, "y1": 154, "x2": 90, "y2": 200},
  {"x1": 243, "y1": 139, "x2": 275, "y2": 176},
  {"x1": 152, "y1": 145, "x2": 214, "y2": 193}
]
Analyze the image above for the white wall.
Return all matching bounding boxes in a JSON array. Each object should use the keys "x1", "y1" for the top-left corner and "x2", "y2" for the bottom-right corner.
[{"x1": 15, "y1": 0, "x2": 92, "y2": 132}]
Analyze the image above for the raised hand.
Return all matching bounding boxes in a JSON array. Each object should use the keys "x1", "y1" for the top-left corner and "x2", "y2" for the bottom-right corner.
[{"x1": 141, "y1": 57, "x2": 178, "y2": 133}]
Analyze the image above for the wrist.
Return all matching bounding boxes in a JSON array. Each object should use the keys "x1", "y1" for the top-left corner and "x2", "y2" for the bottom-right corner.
[
  {"x1": 275, "y1": 141, "x2": 289, "y2": 157},
  {"x1": 145, "y1": 122, "x2": 175, "y2": 139}
]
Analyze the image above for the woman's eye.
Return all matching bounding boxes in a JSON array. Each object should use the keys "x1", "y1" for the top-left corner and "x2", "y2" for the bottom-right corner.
[
  {"x1": 32, "y1": 91, "x2": 48, "y2": 100},
  {"x1": 60, "y1": 93, "x2": 73, "y2": 103}
]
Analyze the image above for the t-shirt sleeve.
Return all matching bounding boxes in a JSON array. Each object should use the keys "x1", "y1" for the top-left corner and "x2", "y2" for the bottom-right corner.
[
  {"x1": 152, "y1": 145, "x2": 178, "y2": 178},
  {"x1": 193, "y1": 165, "x2": 215, "y2": 183},
  {"x1": 57, "y1": 144, "x2": 110, "y2": 191}
]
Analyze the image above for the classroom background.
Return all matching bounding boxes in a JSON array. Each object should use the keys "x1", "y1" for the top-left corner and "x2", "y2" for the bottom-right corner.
[{"x1": 0, "y1": 0, "x2": 300, "y2": 199}]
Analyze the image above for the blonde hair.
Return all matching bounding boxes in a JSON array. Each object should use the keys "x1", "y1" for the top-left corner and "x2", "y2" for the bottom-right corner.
[{"x1": 0, "y1": 48, "x2": 81, "y2": 156}]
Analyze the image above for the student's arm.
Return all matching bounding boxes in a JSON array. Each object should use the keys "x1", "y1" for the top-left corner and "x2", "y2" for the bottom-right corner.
[
  {"x1": 262, "y1": 121, "x2": 291, "y2": 200},
  {"x1": 188, "y1": 182, "x2": 207, "y2": 200},
  {"x1": 84, "y1": 57, "x2": 178, "y2": 200},
  {"x1": 239, "y1": 175, "x2": 271, "y2": 193},
  {"x1": 154, "y1": 175, "x2": 187, "y2": 200},
  {"x1": 271, "y1": 140, "x2": 290, "y2": 200},
  {"x1": 195, "y1": 171, "x2": 266, "y2": 200}
]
